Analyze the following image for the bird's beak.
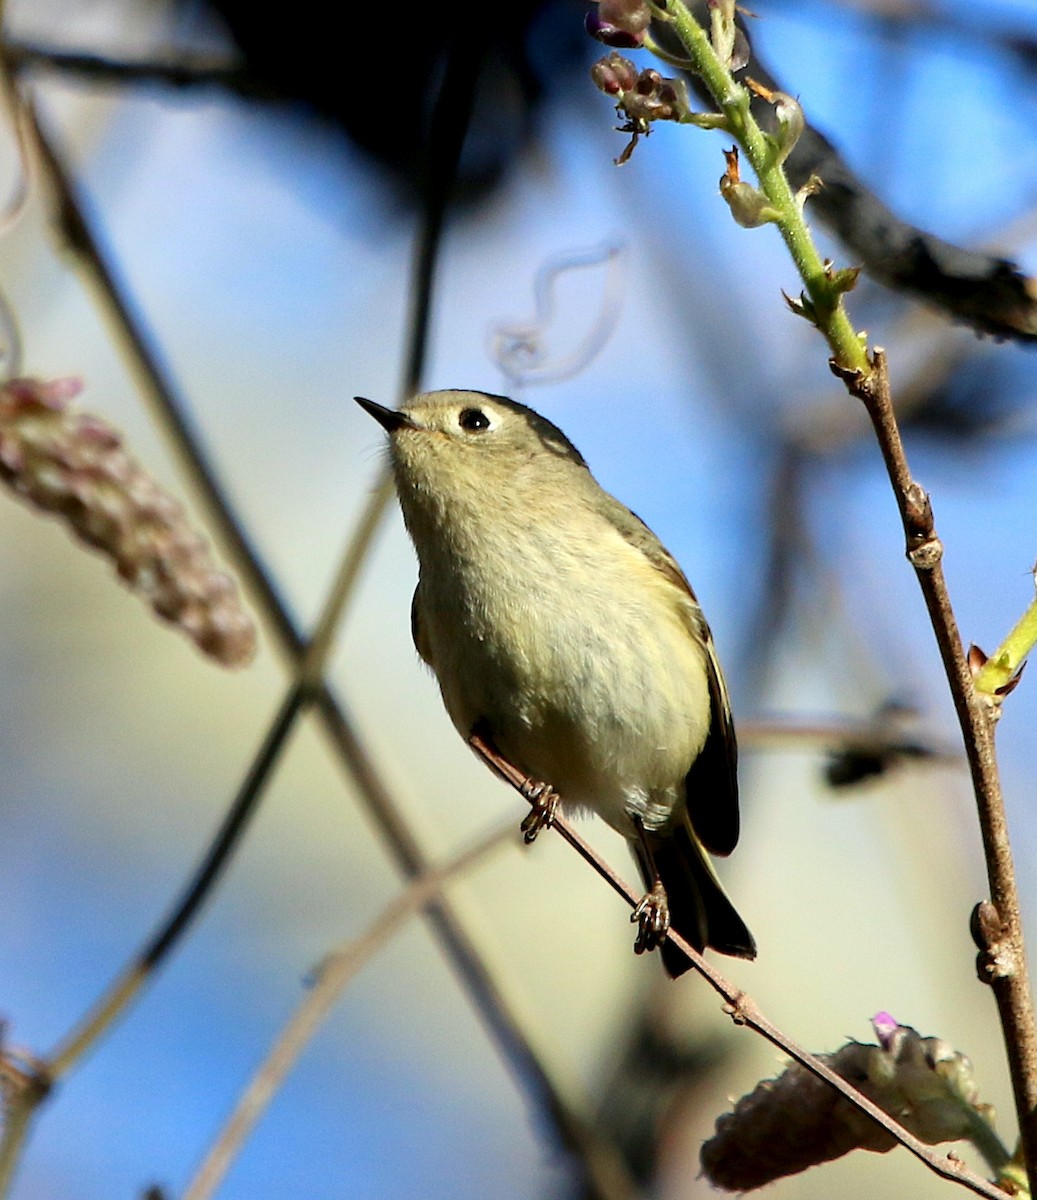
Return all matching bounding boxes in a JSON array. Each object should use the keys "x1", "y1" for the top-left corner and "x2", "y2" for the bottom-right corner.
[{"x1": 354, "y1": 396, "x2": 418, "y2": 433}]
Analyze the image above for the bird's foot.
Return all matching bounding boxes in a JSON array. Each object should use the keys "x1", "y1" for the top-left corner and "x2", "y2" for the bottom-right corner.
[
  {"x1": 631, "y1": 881, "x2": 671, "y2": 954},
  {"x1": 466, "y1": 728, "x2": 560, "y2": 844},
  {"x1": 519, "y1": 781, "x2": 560, "y2": 844}
]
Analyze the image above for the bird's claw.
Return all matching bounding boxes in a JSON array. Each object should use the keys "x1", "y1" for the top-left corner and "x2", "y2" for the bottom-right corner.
[
  {"x1": 631, "y1": 881, "x2": 670, "y2": 954},
  {"x1": 519, "y1": 781, "x2": 559, "y2": 844}
]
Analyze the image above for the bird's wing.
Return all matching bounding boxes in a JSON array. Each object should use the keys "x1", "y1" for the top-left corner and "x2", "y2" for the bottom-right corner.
[
  {"x1": 410, "y1": 585, "x2": 434, "y2": 666},
  {"x1": 601, "y1": 492, "x2": 740, "y2": 856},
  {"x1": 685, "y1": 626, "x2": 740, "y2": 855}
]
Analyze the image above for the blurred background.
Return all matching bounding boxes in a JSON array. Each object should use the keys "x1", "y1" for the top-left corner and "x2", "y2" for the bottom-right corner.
[{"x1": 1, "y1": 0, "x2": 1037, "y2": 1196}]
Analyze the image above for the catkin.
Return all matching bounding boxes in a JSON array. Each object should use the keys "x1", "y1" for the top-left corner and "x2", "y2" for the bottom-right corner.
[{"x1": 0, "y1": 377, "x2": 256, "y2": 667}]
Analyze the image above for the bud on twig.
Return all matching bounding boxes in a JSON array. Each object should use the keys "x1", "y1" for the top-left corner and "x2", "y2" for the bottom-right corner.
[
  {"x1": 701, "y1": 1015, "x2": 1004, "y2": 1191},
  {"x1": 746, "y1": 77, "x2": 805, "y2": 164},
  {"x1": 0, "y1": 377, "x2": 257, "y2": 667},
  {"x1": 591, "y1": 52, "x2": 703, "y2": 163},
  {"x1": 719, "y1": 146, "x2": 778, "y2": 228},
  {"x1": 586, "y1": 0, "x2": 653, "y2": 47},
  {"x1": 708, "y1": 0, "x2": 750, "y2": 71},
  {"x1": 591, "y1": 50, "x2": 730, "y2": 163}
]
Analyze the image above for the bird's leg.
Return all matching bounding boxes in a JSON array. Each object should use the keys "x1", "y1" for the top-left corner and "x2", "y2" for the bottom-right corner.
[
  {"x1": 468, "y1": 727, "x2": 560, "y2": 844},
  {"x1": 630, "y1": 815, "x2": 671, "y2": 954}
]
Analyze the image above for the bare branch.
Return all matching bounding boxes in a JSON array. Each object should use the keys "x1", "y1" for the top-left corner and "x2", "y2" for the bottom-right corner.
[
  {"x1": 180, "y1": 822, "x2": 528, "y2": 1200},
  {"x1": 739, "y1": 712, "x2": 961, "y2": 768},
  {"x1": 3, "y1": 42, "x2": 271, "y2": 99}
]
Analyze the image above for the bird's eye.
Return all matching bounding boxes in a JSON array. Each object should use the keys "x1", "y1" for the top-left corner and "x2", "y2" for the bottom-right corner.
[{"x1": 458, "y1": 408, "x2": 491, "y2": 432}]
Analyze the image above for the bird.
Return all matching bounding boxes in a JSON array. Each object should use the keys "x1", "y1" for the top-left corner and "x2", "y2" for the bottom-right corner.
[{"x1": 355, "y1": 389, "x2": 755, "y2": 975}]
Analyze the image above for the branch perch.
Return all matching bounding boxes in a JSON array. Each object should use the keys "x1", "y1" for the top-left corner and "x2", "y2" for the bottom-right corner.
[{"x1": 468, "y1": 732, "x2": 1009, "y2": 1200}]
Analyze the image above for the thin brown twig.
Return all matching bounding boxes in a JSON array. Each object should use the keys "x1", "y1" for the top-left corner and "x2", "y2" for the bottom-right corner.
[
  {"x1": 181, "y1": 821, "x2": 522, "y2": 1200},
  {"x1": 834, "y1": 347, "x2": 1037, "y2": 1191},
  {"x1": 0, "y1": 1045, "x2": 48, "y2": 1198},
  {"x1": 468, "y1": 732, "x2": 1011, "y2": 1200},
  {"x1": 739, "y1": 714, "x2": 961, "y2": 763}
]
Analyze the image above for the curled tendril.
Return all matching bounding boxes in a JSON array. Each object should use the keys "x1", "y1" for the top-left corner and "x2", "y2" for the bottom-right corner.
[
  {"x1": 0, "y1": 285, "x2": 23, "y2": 380},
  {"x1": 489, "y1": 242, "x2": 626, "y2": 388}
]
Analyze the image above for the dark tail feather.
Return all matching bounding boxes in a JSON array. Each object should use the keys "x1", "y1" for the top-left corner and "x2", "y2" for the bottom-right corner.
[{"x1": 637, "y1": 823, "x2": 756, "y2": 978}]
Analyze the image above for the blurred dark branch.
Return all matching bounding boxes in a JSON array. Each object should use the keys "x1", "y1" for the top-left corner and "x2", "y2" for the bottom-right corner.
[
  {"x1": 3, "y1": 42, "x2": 273, "y2": 97},
  {"x1": 469, "y1": 733, "x2": 1009, "y2": 1200},
  {"x1": 739, "y1": 705, "x2": 960, "y2": 763},
  {"x1": 0, "y1": 41, "x2": 624, "y2": 1200},
  {"x1": 836, "y1": 347, "x2": 1037, "y2": 1193},
  {"x1": 785, "y1": 120, "x2": 1037, "y2": 341},
  {"x1": 16, "y1": 16, "x2": 1037, "y2": 342}
]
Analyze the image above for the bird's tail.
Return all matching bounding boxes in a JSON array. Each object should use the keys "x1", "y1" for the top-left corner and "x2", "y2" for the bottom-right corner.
[{"x1": 637, "y1": 821, "x2": 756, "y2": 978}]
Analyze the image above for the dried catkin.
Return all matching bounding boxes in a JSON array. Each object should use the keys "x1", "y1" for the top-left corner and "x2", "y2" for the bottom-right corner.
[{"x1": 0, "y1": 377, "x2": 256, "y2": 667}]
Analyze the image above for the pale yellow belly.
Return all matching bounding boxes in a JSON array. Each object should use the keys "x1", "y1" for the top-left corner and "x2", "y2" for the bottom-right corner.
[{"x1": 420, "y1": 535, "x2": 711, "y2": 836}]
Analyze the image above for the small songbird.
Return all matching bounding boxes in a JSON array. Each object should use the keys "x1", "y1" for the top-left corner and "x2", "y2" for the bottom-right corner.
[{"x1": 356, "y1": 389, "x2": 755, "y2": 975}]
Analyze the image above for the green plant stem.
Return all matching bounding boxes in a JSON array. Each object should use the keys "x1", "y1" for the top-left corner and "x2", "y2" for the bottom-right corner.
[
  {"x1": 657, "y1": 2, "x2": 869, "y2": 373},
  {"x1": 975, "y1": 595, "x2": 1037, "y2": 694},
  {"x1": 965, "y1": 1107, "x2": 1012, "y2": 1178},
  {"x1": 644, "y1": 5, "x2": 1037, "y2": 1186}
]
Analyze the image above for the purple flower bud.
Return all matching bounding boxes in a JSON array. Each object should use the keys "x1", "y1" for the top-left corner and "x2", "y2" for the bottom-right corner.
[
  {"x1": 872, "y1": 1012, "x2": 899, "y2": 1050},
  {"x1": 586, "y1": 0, "x2": 651, "y2": 46},
  {"x1": 590, "y1": 52, "x2": 639, "y2": 96},
  {"x1": 585, "y1": 12, "x2": 643, "y2": 48}
]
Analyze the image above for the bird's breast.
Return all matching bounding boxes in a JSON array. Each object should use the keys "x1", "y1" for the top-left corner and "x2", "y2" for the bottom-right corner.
[{"x1": 414, "y1": 507, "x2": 712, "y2": 834}]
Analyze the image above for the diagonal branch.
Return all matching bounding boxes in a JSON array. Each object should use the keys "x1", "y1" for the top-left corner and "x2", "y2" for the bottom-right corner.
[
  {"x1": 469, "y1": 733, "x2": 1010, "y2": 1200},
  {"x1": 3, "y1": 42, "x2": 271, "y2": 98},
  {"x1": 632, "y1": 4, "x2": 1037, "y2": 1180},
  {"x1": 180, "y1": 822, "x2": 519, "y2": 1200},
  {"x1": 179, "y1": 822, "x2": 641, "y2": 1200}
]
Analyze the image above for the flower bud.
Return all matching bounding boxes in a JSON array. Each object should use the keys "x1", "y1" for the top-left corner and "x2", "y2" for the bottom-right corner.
[
  {"x1": 701, "y1": 1015, "x2": 996, "y2": 1192},
  {"x1": 585, "y1": 0, "x2": 652, "y2": 47},
  {"x1": 590, "y1": 52, "x2": 639, "y2": 97},
  {"x1": 719, "y1": 146, "x2": 778, "y2": 228},
  {"x1": 772, "y1": 90, "x2": 804, "y2": 160},
  {"x1": 747, "y1": 77, "x2": 805, "y2": 163}
]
